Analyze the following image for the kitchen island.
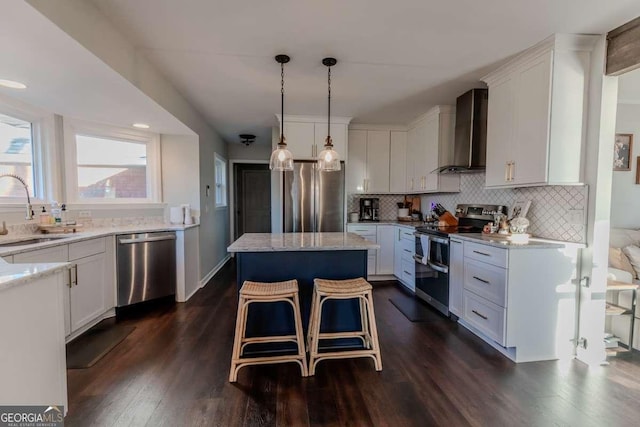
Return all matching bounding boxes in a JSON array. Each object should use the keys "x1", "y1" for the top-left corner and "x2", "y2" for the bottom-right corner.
[{"x1": 227, "y1": 232, "x2": 379, "y2": 352}]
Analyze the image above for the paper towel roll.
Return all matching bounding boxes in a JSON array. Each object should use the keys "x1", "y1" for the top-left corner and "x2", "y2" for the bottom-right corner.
[
  {"x1": 170, "y1": 206, "x2": 184, "y2": 224},
  {"x1": 182, "y1": 204, "x2": 193, "y2": 225}
]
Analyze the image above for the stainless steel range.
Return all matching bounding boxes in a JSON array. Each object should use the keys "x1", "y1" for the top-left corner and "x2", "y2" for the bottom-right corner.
[{"x1": 413, "y1": 203, "x2": 507, "y2": 316}]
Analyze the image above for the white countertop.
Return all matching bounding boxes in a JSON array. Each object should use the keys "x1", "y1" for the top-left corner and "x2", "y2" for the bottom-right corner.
[
  {"x1": 0, "y1": 259, "x2": 69, "y2": 292},
  {"x1": 227, "y1": 232, "x2": 380, "y2": 252},
  {"x1": 0, "y1": 223, "x2": 199, "y2": 257},
  {"x1": 450, "y1": 233, "x2": 568, "y2": 249}
]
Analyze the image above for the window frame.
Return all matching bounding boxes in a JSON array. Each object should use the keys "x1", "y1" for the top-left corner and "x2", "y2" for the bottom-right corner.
[
  {"x1": 63, "y1": 119, "x2": 161, "y2": 205},
  {"x1": 214, "y1": 153, "x2": 227, "y2": 209},
  {"x1": 0, "y1": 94, "x2": 51, "y2": 208}
]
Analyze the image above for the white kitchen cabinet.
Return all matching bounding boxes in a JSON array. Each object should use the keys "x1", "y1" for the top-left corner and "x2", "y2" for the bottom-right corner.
[
  {"x1": 406, "y1": 106, "x2": 460, "y2": 193},
  {"x1": 346, "y1": 128, "x2": 391, "y2": 194},
  {"x1": 278, "y1": 115, "x2": 351, "y2": 161},
  {"x1": 11, "y1": 237, "x2": 111, "y2": 339},
  {"x1": 394, "y1": 226, "x2": 415, "y2": 291},
  {"x1": 457, "y1": 237, "x2": 579, "y2": 362},
  {"x1": 449, "y1": 237, "x2": 464, "y2": 316},
  {"x1": 376, "y1": 225, "x2": 395, "y2": 275},
  {"x1": 389, "y1": 131, "x2": 407, "y2": 193},
  {"x1": 483, "y1": 34, "x2": 599, "y2": 188},
  {"x1": 70, "y1": 252, "x2": 106, "y2": 332},
  {"x1": 14, "y1": 245, "x2": 71, "y2": 336},
  {"x1": 347, "y1": 224, "x2": 377, "y2": 276},
  {"x1": 0, "y1": 270, "x2": 68, "y2": 412}
]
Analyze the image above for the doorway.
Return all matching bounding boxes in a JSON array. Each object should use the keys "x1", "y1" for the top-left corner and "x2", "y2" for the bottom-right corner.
[{"x1": 234, "y1": 163, "x2": 271, "y2": 239}]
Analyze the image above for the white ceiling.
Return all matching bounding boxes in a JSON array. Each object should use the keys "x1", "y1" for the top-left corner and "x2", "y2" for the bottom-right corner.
[
  {"x1": 88, "y1": 0, "x2": 640, "y2": 145},
  {"x1": 0, "y1": 1, "x2": 192, "y2": 135}
]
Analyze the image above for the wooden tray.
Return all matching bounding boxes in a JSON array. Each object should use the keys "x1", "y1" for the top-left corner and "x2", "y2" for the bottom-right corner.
[
  {"x1": 397, "y1": 216, "x2": 415, "y2": 222},
  {"x1": 38, "y1": 223, "x2": 84, "y2": 234}
]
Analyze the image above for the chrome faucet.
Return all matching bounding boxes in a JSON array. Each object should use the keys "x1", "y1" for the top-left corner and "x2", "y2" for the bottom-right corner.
[{"x1": 0, "y1": 173, "x2": 34, "y2": 220}]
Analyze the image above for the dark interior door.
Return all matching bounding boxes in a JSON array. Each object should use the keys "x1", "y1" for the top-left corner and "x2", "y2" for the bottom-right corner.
[{"x1": 235, "y1": 163, "x2": 271, "y2": 239}]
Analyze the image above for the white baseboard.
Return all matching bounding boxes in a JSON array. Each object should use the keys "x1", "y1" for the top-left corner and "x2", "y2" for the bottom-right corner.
[{"x1": 200, "y1": 255, "x2": 231, "y2": 288}]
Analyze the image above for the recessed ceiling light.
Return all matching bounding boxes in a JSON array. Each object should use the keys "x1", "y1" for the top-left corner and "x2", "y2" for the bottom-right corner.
[
  {"x1": 133, "y1": 123, "x2": 150, "y2": 129},
  {"x1": 0, "y1": 79, "x2": 27, "y2": 89}
]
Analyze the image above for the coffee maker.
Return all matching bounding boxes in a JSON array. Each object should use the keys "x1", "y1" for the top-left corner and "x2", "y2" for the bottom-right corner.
[{"x1": 359, "y1": 198, "x2": 379, "y2": 222}]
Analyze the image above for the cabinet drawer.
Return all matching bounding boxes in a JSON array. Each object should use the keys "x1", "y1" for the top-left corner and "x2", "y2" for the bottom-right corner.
[
  {"x1": 464, "y1": 241, "x2": 507, "y2": 268},
  {"x1": 463, "y1": 258, "x2": 507, "y2": 307},
  {"x1": 400, "y1": 228, "x2": 415, "y2": 243},
  {"x1": 463, "y1": 291, "x2": 506, "y2": 345},
  {"x1": 400, "y1": 239, "x2": 414, "y2": 262},
  {"x1": 69, "y1": 238, "x2": 106, "y2": 261},
  {"x1": 401, "y1": 258, "x2": 415, "y2": 285}
]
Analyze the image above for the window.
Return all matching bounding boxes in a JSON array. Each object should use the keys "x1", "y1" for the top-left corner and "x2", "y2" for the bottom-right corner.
[
  {"x1": 215, "y1": 153, "x2": 227, "y2": 208},
  {"x1": 64, "y1": 120, "x2": 160, "y2": 203},
  {"x1": 0, "y1": 112, "x2": 35, "y2": 198}
]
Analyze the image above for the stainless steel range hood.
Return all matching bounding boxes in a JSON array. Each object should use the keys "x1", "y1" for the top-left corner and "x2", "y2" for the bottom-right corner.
[{"x1": 435, "y1": 88, "x2": 488, "y2": 174}]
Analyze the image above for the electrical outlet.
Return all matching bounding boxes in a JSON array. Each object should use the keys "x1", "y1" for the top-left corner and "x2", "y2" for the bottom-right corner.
[
  {"x1": 567, "y1": 209, "x2": 584, "y2": 225},
  {"x1": 78, "y1": 211, "x2": 92, "y2": 219}
]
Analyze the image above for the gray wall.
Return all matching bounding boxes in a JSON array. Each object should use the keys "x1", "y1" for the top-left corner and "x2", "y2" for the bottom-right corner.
[{"x1": 611, "y1": 103, "x2": 640, "y2": 228}]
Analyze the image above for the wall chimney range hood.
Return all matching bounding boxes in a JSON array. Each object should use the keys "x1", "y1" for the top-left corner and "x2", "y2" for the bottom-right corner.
[{"x1": 435, "y1": 88, "x2": 488, "y2": 174}]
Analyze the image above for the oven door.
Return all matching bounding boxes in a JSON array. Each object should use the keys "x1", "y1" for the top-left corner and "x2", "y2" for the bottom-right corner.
[{"x1": 413, "y1": 235, "x2": 450, "y2": 316}]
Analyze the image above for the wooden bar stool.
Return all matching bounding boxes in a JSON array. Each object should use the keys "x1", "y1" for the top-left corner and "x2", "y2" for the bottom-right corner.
[
  {"x1": 229, "y1": 280, "x2": 308, "y2": 382},
  {"x1": 307, "y1": 277, "x2": 382, "y2": 375}
]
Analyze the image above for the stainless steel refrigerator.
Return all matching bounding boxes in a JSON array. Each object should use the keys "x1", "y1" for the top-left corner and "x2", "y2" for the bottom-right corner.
[{"x1": 283, "y1": 161, "x2": 345, "y2": 232}]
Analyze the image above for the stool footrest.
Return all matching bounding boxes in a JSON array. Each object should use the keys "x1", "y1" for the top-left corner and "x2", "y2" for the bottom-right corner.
[{"x1": 242, "y1": 335, "x2": 298, "y2": 344}]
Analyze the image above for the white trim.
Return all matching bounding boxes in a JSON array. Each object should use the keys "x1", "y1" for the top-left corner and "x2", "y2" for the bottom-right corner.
[
  {"x1": 63, "y1": 118, "x2": 162, "y2": 204},
  {"x1": 228, "y1": 159, "x2": 270, "y2": 243},
  {"x1": 0, "y1": 93, "x2": 55, "y2": 203},
  {"x1": 199, "y1": 254, "x2": 231, "y2": 287},
  {"x1": 214, "y1": 152, "x2": 227, "y2": 208},
  {"x1": 408, "y1": 105, "x2": 455, "y2": 128}
]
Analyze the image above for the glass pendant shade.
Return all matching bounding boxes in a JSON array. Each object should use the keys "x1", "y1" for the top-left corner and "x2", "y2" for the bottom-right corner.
[
  {"x1": 318, "y1": 57, "x2": 340, "y2": 171},
  {"x1": 317, "y1": 140, "x2": 341, "y2": 171},
  {"x1": 269, "y1": 143, "x2": 293, "y2": 171}
]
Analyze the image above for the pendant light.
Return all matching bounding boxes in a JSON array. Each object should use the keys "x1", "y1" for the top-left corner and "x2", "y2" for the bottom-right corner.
[
  {"x1": 269, "y1": 54, "x2": 294, "y2": 171},
  {"x1": 318, "y1": 57, "x2": 341, "y2": 171}
]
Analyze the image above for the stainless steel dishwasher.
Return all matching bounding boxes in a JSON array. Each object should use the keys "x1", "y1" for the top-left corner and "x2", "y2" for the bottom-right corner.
[{"x1": 116, "y1": 232, "x2": 177, "y2": 307}]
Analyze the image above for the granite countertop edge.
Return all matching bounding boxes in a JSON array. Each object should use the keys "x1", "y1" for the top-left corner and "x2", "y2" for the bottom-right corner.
[
  {"x1": 0, "y1": 262, "x2": 70, "y2": 292},
  {"x1": 449, "y1": 233, "x2": 583, "y2": 249},
  {"x1": 228, "y1": 232, "x2": 381, "y2": 253}
]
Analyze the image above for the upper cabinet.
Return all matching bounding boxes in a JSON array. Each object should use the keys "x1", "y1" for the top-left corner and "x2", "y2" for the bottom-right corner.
[
  {"x1": 482, "y1": 34, "x2": 599, "y2": 188},
  {"x1": 406, "y1": 106, "x2": 460, "y2": 193},
  {"x1": 277, "y1": 115, "x2": 351, "y2": 161},
  {"x1": 347, "y1": 129, "x2": 391, "y2": 193}
]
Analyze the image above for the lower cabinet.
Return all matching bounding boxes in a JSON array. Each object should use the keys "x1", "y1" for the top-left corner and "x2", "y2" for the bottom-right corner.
[
  {"x1": 448, "y1": 237, "x2": 464, "y2": 316},
  {"x1": 394, "y1": 226, "x2": 415, "y2": 291},
  {"x1": 12, "y1": 237, "x2": 112, "y2": 339},
  {"x1": 347, "y1": 224, "x2": 378, "y2": 276},
  {"x1": 452, "y1": 237, "x2": 579, "y2": 362},
  {"x1": 376, "y1": 225, "x2": 395, "y2": 275}
]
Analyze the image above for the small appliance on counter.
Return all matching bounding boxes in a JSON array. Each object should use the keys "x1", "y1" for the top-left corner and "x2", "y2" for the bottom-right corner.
[{"x1": 359, "y1": 198, "x2": 379, "y2": 222}]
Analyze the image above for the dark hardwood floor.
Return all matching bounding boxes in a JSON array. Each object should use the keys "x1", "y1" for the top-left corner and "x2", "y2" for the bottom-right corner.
[{"x1": 65, "y1": 260, "x2": 640, "y2": 426}]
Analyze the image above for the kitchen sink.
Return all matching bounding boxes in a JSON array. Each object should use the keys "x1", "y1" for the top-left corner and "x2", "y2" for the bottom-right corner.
[{"x1": 0, "y1": 236, "x2": 69, "y2": 247}]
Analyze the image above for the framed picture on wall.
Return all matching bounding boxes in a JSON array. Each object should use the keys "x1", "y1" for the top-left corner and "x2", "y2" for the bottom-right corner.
[
  {"x1": 614, "y1": 133, "x2": 633, "y2": 171},
  {"x1": 636, "y1": 157, "x2": 640, "y2": 184}
]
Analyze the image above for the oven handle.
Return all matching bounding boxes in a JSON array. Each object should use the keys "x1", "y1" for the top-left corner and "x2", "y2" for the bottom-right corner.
[
  {"x1": 413, "y1": 254, "x2": 427, "y2": 265},
  {"x1": 427, "y1": 261, "x2": 449, "y2": 274},
  {"x1": 429, "y1": 236, "x2": 449, "y2": 246}
]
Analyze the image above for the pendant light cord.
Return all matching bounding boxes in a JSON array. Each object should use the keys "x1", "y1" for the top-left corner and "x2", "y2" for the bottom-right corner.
[
  {"x1": 327, "y1": 66, "x2": 332, "y2": 147},
  {"x1": 280, "y1": 62, "x2": 285, "y2": 146}
]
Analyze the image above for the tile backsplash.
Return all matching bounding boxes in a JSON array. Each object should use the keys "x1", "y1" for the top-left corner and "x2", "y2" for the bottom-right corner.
[{"x1": 347, "y1": 173, "x2": 588, "y2": 243}]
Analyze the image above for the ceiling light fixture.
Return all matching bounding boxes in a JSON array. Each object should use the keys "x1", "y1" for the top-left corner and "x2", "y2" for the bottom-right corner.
[
  {"x1": 239, "y1": 134, "x2": 256, "y2": 146},
  {"x1": 0, "y1": 79, "x2": 27, "y2": 89},
  {"x1": 133, "y1": 123, "x2": 150, "y2": 129},
  {"x1": 318, "y1": 57, "x2": 340, "y2": 171},
  {"x1": 269, "y1": 54, "x2": 294, "y2": 171}
]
